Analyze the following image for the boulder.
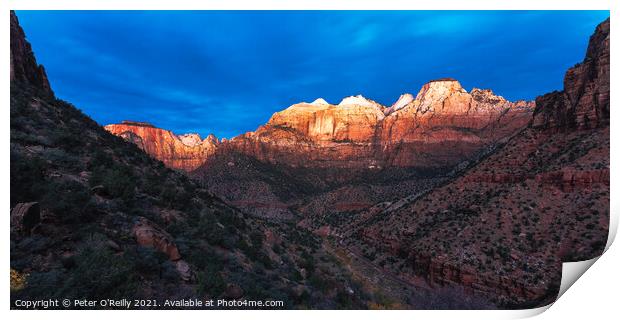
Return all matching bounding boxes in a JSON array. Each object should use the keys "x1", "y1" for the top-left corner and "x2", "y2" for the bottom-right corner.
[
  {"x1": 175, "y1": 260, "x2": 192, "y2": 282},
  {"x1": 90, "y1": 185, "x2": 108, "y2": 197},
  {"x1": 10, "y1": 202, "x2": 41, "y2": 235},
  {"x1": 132, "y1": 217, "x2": 181, "y2": 261},
  {"x1": 315, "y1": 225, "x2": 331, "y2": 237},
  {"x1": 106, "y1": 240, "x2": 122, "y2": 252}
]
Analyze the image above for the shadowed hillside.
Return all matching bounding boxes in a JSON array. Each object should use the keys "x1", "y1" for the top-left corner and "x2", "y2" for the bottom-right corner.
[{"x1": 10, "y1": 11, "x2": 371, "y2": 309}]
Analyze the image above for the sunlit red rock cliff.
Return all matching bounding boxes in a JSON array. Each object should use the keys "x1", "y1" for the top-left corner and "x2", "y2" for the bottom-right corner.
[
  {"x1": 104, "y1": 121, "x2": 219, "y2": 171},
  {"x1": 106, "y1": 80, "x2": 534, "y2": 172}
]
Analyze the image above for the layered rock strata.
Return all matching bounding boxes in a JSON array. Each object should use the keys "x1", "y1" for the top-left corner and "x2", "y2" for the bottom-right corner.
[{"x1": 104, "y1": 122, "x2": 219, "y2": 171}]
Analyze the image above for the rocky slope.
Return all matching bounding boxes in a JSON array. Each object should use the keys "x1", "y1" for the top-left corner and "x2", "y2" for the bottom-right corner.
[
  {"x1": 104, "y1": 121, "x2": 219, "y2": 171},
  {"x1": 347, "y1": 18, "x2": 610, "y2": 308},
  {"x1": 10, "y1": 11, "x2": 371, "y2": 309}
]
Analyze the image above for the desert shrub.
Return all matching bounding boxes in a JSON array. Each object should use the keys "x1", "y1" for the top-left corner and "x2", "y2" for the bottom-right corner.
[
  {"x1": 415, "y1": 286, "x2": 495, "y2": 309},
  {"x1": 142, "y1": 172, "x2": 164, "y2": 196},
  {"x1": 90, "y1": 164, "x2": 136, "y2": 203},
  {"x1": 50, "y1": 128, "x2": 84, "y2": 152},
  {"x1": 336, "y1": 290, "x2": 355, "y2": 308},
  {"x1": 160, "y1": 261, "x2": 181, "y2": 282},
  {"x1": 11, "y1": 269, "x2": 63, "y2": 302},
  {"x1": 308, "y1": 273, "x2": 330, "y2": 293},
  {"x1": 159, "y1": 182, "x2": 181, "y2": 207},
  {"x1": 194, "y1": 211, "x2": 237, "y2": 248},
  {"x1": 235, "y1": 273, "x2": 289, "y2": 309},
  {"x1": 41, "y1": 148, "x2": 82, "y2": 171},
  {"x1": 185, "y1": 247, "x2": 220, "y2": 270},
  {"x1": 41, "y1": 180, "x2": 91, "y2": 223},
  {"x1": 217, "y1": 210, "x2": 247, "y2": 231},
  {"x1": 10, "y1": 152, "x2": 47, "y2": 205},
  {"x1": 10, "y1": 269, "x2": 28, "y2": 292},
  {"x1": 87, "y1": 149, "x2": 113, "y2": 169},
  {"x1": 273, "y1": 243, "x2": 283, "y2": 254},
  {"x1": 238, "y1": 239, "x2": 256, "y2": 257},
  {"x1": 126, "y1": 246, "x2": 168, "y2": 275},
  {"x1": 299, "y1": 251, "x2": 316, "y2": 275},
  {"x1": 291, "y1": 269, "x2": 304, "y2": 282},
  {"x1": 290, "y1": 288, "x2": 311, "y2": 306},
  {"x1": 102, "y1": 167, "x2": 135, "y2": 200},
  {"x1": 257, "y1": 252, "x2": 274, "y2": 270},
  {"x1": 57, "y1": 243, "x2": 137, "y2": 300},
  {"x1": 249, "y1": 231, "x2": 264, "y2": 248},
  {"x1": 204, "y1": 223, "x2": 227, "y2": 247},
  {"x1": 197, "y1": 265, "x2": 226, "y2": 297}
]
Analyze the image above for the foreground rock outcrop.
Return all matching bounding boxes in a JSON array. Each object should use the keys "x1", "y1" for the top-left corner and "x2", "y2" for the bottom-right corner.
[
  {"x1": 132, "y1": 217, "x2": 182, "y2": 261},
  {"x1": 532, "y1": 18, "x2": 610, "y2": 130},
  {"x1": 10, "y1": 202, "x2": 41, "y2": 236},
  {"x1": 10, "y1": 12, "x2": 52, "y2": 96}
]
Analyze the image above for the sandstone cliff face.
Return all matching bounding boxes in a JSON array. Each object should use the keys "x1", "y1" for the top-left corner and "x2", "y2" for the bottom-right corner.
[
  {"x1": 10, "y1": 11, "x2": 52, "y2": 96},
  {"x1": 268, "y1": 96, "x2": 387, "y2": 142},
  {"x1": 379, "y1": 80, "x2": 534, "y2": 168},
  {"x1": 226, "y1": 79, "x2": 533, "y2": 170},
  {"x1": 108, "y1": 79, "x2": 532, "y2": 173},
  {"x1": 104, "y1": 121, "x2": 219, "y2": 171},
  {"x1": 532, "y1": 18, "x2": 610, "y2": 130}
]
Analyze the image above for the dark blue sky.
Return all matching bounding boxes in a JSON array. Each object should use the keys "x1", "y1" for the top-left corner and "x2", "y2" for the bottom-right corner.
[{"x1": 17, "y1": 11, "x2": 609, "y2": 138}]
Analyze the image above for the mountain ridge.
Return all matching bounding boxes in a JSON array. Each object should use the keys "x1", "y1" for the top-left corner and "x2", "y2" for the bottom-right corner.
[{"x1": 107, "y1": 78, "x2": 534, "y2": 172}]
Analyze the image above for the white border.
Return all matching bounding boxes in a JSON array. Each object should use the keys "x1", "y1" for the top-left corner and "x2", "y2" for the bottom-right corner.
[{"x1": 2, "y1": 1, "x2": 616, "y2": 319}]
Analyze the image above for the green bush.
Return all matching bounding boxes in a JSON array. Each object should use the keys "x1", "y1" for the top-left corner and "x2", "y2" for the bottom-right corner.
[
  {"x1": 58, "y1": 243, "x2": 137, "y2": 300},
  {"x1": 41, "y1": 180, "x2": 91, "y2": 223},
  {"x1": 10, "y1": 152, "x2": 47, "y2": 205},
  {"x1": 197, "y1": 265, "x2": 226, "y2": 297},
  {"x1": 250, "y1": 231, "x2": 264, "y2": 248},
  {"x1": 90, "y1": 164, "x2": 136, "y2": 203}
]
